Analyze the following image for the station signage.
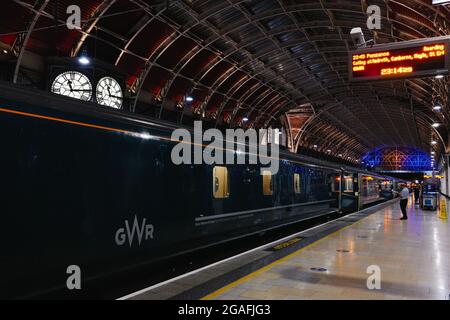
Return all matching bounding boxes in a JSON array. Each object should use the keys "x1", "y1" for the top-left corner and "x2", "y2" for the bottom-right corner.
[{"x1": 349, "y1": 36, "x2": 450, "y2": 82}]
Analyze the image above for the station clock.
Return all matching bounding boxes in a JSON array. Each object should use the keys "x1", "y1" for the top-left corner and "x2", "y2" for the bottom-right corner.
[
  {"x1": 51, "y1": 71, "x2": 93, "y2": 101},
  {"x1": 96, "y1": 76, "x2": 123, "y2": 109},
  {"x1": 48, "y1": 58, "x2": 127, "y2": 110}
]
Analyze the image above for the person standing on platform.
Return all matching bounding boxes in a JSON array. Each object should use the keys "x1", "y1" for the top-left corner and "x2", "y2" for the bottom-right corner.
[
  {"x1": 398, "y1": 184, "x2": 410, "y2": 220},
  {"x1": 414, "y1": 187, "x2": 420, "y2": 204}
]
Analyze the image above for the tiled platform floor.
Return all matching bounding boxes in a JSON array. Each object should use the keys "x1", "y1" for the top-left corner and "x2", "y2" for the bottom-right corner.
[{"x1": 206, "y1": 198, "x2": 450, "y2": 300}]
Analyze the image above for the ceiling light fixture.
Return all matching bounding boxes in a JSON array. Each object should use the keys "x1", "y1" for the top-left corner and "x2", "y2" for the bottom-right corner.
[
  {"x1": 78, "y1": 56, "x2": 90, "y2": 65},
  {"x1": 78, "y1": 48, "x2": 90, "y2": 65}
]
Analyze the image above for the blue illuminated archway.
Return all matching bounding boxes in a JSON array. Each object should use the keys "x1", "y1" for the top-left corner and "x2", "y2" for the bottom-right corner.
[{"x1": 362, "y1": 147, "x2": 432, "y2": 172}]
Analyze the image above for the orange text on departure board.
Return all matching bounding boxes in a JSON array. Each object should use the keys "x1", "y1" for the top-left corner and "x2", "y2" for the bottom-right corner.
[{"x1": 352, "y1": 44, "x2": 445, "y2": 76}]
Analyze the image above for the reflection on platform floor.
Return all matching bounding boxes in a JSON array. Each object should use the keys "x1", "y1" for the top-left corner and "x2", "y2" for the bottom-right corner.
[{"x1": 208, "y1": 197, "x2": 450, "y2": 300}]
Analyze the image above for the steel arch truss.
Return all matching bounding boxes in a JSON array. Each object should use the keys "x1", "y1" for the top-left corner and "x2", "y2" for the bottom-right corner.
[{"x1": 2, "y1": 0, "x2": 450, "y2": 161}]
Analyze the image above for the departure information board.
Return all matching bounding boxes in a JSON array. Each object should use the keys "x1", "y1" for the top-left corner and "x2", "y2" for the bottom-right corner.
[{"x1": 349, "y1": 37, "x2": 450, "y2": 82}]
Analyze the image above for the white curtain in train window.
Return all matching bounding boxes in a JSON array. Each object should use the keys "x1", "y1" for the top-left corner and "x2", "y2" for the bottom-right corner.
[
  {"x1": 213, "y1": 166, "x2": 230, "y2": 199},
  {"x1": 344, "y1": 176, "x2": 354, "y2": 192}
]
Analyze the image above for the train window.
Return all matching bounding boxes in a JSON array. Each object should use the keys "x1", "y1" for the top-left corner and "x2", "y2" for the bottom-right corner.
[
  {"x1": 262, "y1": 171, "x2": 274, "y2": 196},
  {"x1": 213, "y1": 166, "x2": 230, "y2": 199},
  {"x1": 294, "y1": 173, "x2": 301, "y2": 194},
  {"x1": 344, "y1": 176, "x2": 354, "y2": 193},
  {"x1": 331, "y1": 175, "x2": 340, "y2": 192},
  {"x1": 381, "y1": 181, "x2": 392, "y2": 190}
]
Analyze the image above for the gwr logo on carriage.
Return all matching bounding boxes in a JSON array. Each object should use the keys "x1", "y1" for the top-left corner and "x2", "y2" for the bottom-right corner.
[{"x1": 115, "y1": 215, "x2": 155, "y2": 247}]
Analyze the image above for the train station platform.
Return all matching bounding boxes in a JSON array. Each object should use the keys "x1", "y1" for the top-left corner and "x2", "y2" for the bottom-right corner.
[{"x1": 120, "y1": 198, "x2": 450, "y2": 301}]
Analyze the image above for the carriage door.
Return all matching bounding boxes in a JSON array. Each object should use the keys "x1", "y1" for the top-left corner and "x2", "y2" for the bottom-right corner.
[{"x1": 341, "y1": 173, "x2": 358, "y2": 212}]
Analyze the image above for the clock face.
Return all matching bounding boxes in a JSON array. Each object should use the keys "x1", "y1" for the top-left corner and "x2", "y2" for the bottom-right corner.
[
  {"x1": 96, "y1": 77, "x2": 123, "y2": 109},
  {"x1": 51, "y1": 71, "x2": 93, "y2": 101}
]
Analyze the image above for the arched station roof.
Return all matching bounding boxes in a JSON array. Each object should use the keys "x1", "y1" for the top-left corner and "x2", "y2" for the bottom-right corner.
[{"x1": 1, "y1": 0, "x2": 449, "y2": 163}]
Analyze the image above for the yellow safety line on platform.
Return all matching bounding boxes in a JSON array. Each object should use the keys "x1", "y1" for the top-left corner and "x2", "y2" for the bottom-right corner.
[{"x1": 201, "y1": 212, "x2": 377, "y2": 300}]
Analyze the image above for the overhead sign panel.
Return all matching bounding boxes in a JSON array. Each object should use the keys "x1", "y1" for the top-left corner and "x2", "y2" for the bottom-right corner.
[{"x1": 349, "y1": 36, "x2": 450, "y2": 82}]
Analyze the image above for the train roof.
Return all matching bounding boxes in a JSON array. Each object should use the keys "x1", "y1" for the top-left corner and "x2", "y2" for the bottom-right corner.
[{"x1": 0, "y1": 81, "x2": 399, "y2": 181}]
